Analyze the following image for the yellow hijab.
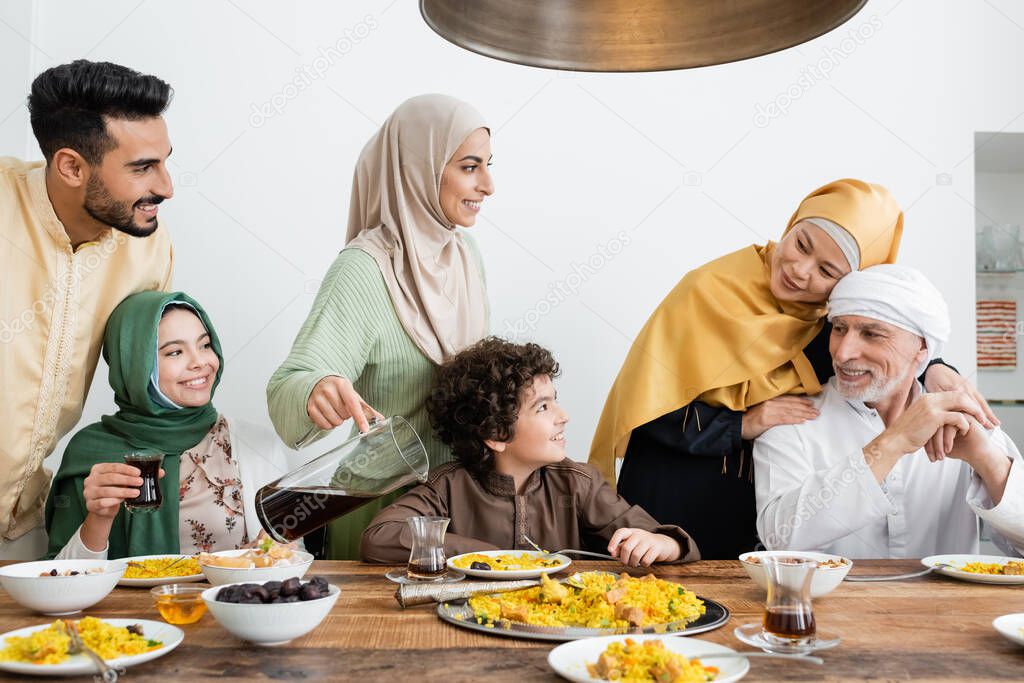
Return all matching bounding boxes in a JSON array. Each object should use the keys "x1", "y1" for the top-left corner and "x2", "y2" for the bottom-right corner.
[{"x1": 588, "y1": 179, "x2": 903, "y2": 482}]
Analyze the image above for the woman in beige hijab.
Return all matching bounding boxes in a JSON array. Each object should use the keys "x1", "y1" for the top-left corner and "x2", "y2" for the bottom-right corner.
[{"x1": 267, "y1": 94, "x2": 494, "y2": 558}]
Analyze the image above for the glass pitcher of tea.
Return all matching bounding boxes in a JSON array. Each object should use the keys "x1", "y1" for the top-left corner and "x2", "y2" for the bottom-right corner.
[
  {"x1": 761, "y1": 556, "x2": 818, "y2": 646},
  {"x1": 255, "y1": 416, "x2": 428, "y2": 543}
]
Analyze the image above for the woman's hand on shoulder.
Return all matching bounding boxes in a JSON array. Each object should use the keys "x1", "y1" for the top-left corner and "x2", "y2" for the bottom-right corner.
[
  {"x1": 741, "y1": 396, "x2": 819, "y2": 440},
  {"x1": 306, "y1": 375, "x2": 384, "y2": 433}
]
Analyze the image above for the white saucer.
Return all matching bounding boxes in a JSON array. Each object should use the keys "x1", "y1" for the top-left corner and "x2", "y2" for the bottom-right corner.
[
  {"x1": 734, "y1": 622, "x2": 840, "y2": 655},
  {"x1": 993, "y1": 613, "x2": 1024, "y2": 647},
  {"x1": 384, "y1": 568, "x2": 465, "y2": 585}
]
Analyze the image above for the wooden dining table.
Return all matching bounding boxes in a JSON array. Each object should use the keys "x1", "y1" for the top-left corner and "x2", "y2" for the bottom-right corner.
[{"x1": 1, "y1": 559, "x2": 1022, "y2": 681}]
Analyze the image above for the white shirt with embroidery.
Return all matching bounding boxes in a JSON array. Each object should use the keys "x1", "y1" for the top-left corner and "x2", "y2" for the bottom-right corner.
[{"x1": 753, "y1": 378, "x2": 1024, "y2": 559}]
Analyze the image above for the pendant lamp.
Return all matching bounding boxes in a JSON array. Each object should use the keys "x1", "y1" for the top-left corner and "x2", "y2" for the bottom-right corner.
[{"x1": 420, "y1": 0, "x2": 868, "y2": 72}]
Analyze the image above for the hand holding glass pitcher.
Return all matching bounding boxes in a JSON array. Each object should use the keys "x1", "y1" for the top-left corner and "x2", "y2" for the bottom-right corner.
[
  {"x1": 304, "y1": 376, "x2": 384, "y2": 437},
  {"x1": 256, "y1": 416, "x2": 428, "y2": 543}
]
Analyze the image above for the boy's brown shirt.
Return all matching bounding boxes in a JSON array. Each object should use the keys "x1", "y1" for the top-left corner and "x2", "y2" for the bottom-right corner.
[{"x1": 360, "y1": 458, "x2": 700, "y2": 563}]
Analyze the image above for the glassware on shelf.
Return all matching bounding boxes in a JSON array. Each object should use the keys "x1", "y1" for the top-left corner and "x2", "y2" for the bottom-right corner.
[
  {"x1": 976, "y1": 225, "x2": 996, "y2": 271},
  {"x1": 992, "y1": 224, "x2": 1022, "y2": 271}
]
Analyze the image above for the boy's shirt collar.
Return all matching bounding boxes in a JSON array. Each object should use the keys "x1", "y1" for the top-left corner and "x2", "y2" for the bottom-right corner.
[{"x1": 480, "y1": 465, "x2": 547, "y2": 498}]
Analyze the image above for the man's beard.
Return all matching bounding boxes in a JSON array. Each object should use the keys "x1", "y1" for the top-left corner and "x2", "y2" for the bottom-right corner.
[
  {"x1": 835, "y1": 363, "x2": 912, "y2": 403},
  {"x1": 84, "y1": 174, "x2": 162, "y2": 238}
]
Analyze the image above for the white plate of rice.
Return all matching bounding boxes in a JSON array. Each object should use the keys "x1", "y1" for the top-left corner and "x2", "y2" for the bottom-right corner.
[
  {"x1": 0, "y1": 618, "x2": 183, "y2": 676},
  {"x1": 548, "y1": 634, "x2": 749, "y2": 682},
  {"x1": 922, "y1": 554, "x2": 1024, "y2": 585},
  {"x1": 118, "y1": 554, "x2": 205, "y2": 587},
  {"x1": 447, "y1": 550, "x2": 572, "y2": 579}
]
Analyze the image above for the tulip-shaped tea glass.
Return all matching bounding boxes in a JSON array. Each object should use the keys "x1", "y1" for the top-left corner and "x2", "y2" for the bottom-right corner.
[
  {"x1": 406, "y1": 516, "x2": 450, "y2": 581},
  {"x1": 123, "y1": 451, "x2": 165, "y2": 513},
  {"x1": 761, "y1": 556, "x2": 817, "y2": 646},
  {"x1": 255, "y1": 416, "x2": 428, "y2": 543}
]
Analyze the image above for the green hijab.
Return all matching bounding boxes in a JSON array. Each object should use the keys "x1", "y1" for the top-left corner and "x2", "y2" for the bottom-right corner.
[{"x1": 45, "y1": 291, "x2": 224, "y2": 559}]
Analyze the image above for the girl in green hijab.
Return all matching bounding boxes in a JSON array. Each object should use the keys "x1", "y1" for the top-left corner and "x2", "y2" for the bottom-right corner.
[{"x1": 46, "y1": 291, "x2": 293, "y2": 559}]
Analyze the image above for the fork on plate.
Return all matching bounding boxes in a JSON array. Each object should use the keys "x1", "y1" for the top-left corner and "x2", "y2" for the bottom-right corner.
[
  {"x1": 521, "y1": 533, "x2": 618, "y2": 561},
  {"x1": 62, "y1": 620, "x2": 119, "y2": 683}
]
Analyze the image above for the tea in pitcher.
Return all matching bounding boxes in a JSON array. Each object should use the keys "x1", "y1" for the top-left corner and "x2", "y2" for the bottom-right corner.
[
  {"x1": 253, "y1": 416, "x2": 429, "y2": 543},
  {"x1": 255, "y1": 485, "x2": 376, "y2": 542}
]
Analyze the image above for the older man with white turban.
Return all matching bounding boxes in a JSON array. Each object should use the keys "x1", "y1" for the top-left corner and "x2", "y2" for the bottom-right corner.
[{"x1": 753, "y1": 265, "x2": 1024, "y2": 558}]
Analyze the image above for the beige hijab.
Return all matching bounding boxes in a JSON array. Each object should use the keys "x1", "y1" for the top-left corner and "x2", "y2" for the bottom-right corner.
[{"x1": 345, "y1": 94, "x2": 490, "y2": 365}]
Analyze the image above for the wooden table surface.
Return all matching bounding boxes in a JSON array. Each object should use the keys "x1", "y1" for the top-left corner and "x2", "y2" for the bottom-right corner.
[{"x1": 1, "y1": 559, "x2": 1022, "y2": 681}]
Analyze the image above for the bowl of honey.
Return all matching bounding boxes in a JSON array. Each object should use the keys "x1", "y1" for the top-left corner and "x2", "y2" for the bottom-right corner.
[{"x1": 151, "y1": 583, "x2": 208, "y2": 624}]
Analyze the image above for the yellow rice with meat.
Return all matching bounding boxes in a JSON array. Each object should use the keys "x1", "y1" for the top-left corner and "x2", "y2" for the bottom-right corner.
[
  {"x1": 587, "y1": 639, "x2": 719, "y2": 682},
  {"x1": 451, "y1": 552, "x2": 564, "y2": 571},
  {"x1": 0, "y1": 617, "x2": 162, "y2": 665},
  {"x1": 959, "y1": 560, "x2": 1024, "y2": 576},
  {"x1": 468, "y1": 572, "x2": 705, "y2": 630},
  {"x1": 123, "y1": 556, "x2": 201, "y2": 579}
]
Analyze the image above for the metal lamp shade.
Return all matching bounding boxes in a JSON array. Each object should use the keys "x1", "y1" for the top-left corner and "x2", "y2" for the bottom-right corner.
[{"x1": 420, "y1": 0, "x2": 868, "y2": 72}]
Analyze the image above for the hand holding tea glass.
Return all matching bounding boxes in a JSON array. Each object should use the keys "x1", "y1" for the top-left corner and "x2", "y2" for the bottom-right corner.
[
  {"x1": 82, "y1": 457, "x2": 166, "y2": 518},
  {"x1": 78, "y1": 453, "x2": 166, "y2": 552}
]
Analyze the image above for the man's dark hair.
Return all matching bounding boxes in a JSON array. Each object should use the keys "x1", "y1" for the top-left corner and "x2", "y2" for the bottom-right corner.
[
  {"x1": 426, "y1": 337, "x2": 560, "y2": 477},
  {"x1": 28, "y1": 60, "x2": 172, "y2": 164}
]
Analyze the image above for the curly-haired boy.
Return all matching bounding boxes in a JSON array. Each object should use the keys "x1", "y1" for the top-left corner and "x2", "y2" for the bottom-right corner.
[{"x1": 361, "y1": 337, "x2": 699, "y2": 566}]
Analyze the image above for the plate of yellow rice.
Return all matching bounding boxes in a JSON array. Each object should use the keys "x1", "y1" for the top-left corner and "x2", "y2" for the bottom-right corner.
[
  {"x1": 922, "y1": 554, "x2": 1024, "y2": 585},
  {"x1": 438, "y1": 571, "x2": 729, "y2": 642},
  {"x1": 448, "y1": 550, "x2": 572, "y2": 579},
  {"x1": 119, "y1": 555, "x2": 204, "y2": 587},
  {"x1": 548, "y1": 634, "x2": 748, "y2": 682},
  {"x1": 0, "y1": 617, "x2": 183, "y2": 676}
]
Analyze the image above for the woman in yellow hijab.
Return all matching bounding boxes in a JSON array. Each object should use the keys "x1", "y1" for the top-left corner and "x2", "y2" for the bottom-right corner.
[{"x1": 590, "y1": 179, "x2": 995, "y2": 559}]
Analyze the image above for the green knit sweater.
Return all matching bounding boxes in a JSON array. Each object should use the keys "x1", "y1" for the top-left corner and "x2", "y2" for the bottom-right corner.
[{"x1": 266, "y1": 239, "x2": 486, "y2": 558}]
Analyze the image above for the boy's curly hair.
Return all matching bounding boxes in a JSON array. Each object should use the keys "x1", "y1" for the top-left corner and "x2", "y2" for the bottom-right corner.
[{"x1": 426, "y1": 337, "x2": 560, "y2": 477}]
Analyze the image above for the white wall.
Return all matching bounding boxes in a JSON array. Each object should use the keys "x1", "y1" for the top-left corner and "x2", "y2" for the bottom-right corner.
[
  {"x1": 0, "y1": 0, "x2": 36, "y2": 155},
  {"x1": 976, "y1": 172, "x2": 1024, "y2": 238},
  {"x1": 4, "y1": 0, "x2": 1022, "y2": 473}
]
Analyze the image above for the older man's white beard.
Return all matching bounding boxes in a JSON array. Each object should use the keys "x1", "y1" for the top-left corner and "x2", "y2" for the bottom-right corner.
[{"x1": 834, "y1": 363, "x2": 913, "y2": 403}]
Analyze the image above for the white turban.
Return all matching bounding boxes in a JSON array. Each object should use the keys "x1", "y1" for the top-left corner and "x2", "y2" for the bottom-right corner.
[{"x1": 827, "y1": 264, "x2": 950, "y2": 375}]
